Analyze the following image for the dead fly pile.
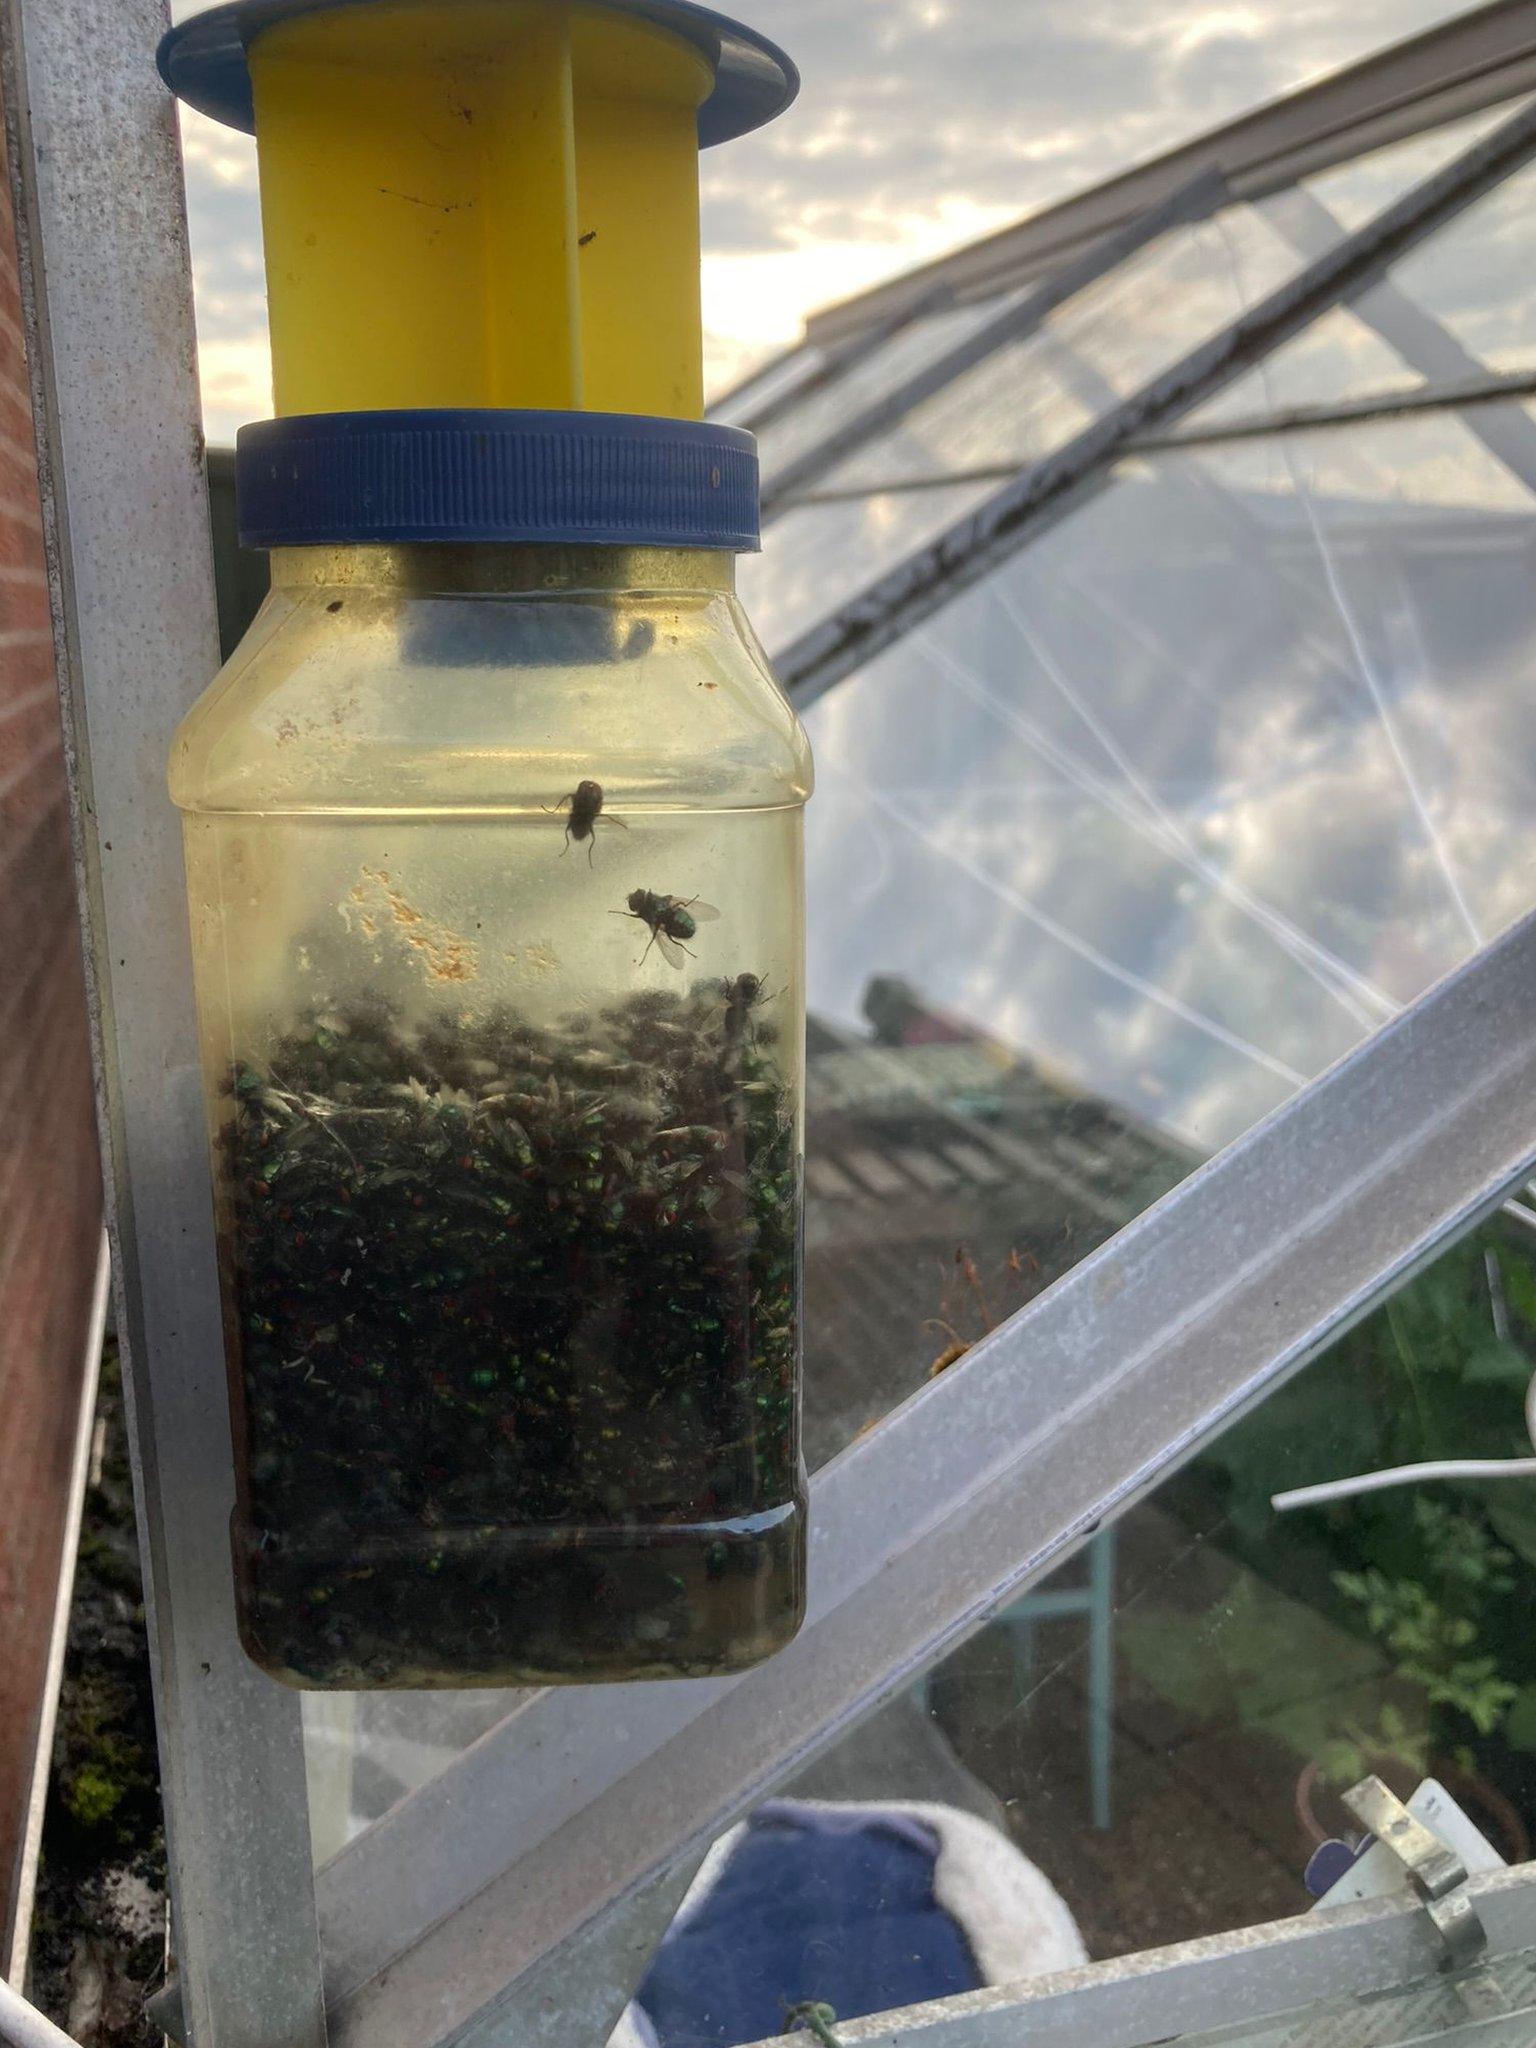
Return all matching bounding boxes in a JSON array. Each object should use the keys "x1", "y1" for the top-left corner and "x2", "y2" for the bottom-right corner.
[{"x1": 222, "y1": 983, "x2": 798, "y2": 1680}]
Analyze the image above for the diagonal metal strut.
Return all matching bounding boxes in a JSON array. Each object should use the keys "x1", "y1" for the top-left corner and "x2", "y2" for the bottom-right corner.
[
  {"x1": 318, "y1": 898, "x2": 1536, "y2": 2048},
  {"x1": 758, "y1": 169, "x2": 1228, "y2": 514}
]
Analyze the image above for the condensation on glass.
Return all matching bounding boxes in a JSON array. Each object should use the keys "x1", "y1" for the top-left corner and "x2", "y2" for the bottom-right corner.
[{"x1": 171, "y1": 542, "x2": 813, "y2": 1688}]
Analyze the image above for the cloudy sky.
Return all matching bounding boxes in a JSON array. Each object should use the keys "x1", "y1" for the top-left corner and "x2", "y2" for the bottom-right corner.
[
  {"x1": 173, "y1": 0, "x2": 1469, "y2": 441},
  {"x1": 796, "y1": 404, "x2": 1536, "y2": 1156}
]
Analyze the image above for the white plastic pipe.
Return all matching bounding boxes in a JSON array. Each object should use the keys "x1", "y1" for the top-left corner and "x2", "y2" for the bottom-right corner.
[
  {"x1": 1273, "y1": 1368, "x2": 1536, "y2": 1512},
  {"x1": 0, "y1": 1978, "x2": 80, "y2": 2048}
]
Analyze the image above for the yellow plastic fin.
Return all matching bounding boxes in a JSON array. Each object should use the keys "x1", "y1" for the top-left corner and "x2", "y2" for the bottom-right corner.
[{"x1": 249, "y1": 1, "x2": 709, "y2": 419}]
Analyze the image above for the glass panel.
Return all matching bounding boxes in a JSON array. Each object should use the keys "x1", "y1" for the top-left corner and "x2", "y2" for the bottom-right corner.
[
  {"x1": 756, "y1": 289, "x2": 1030, "y2": 488},
  {"x1": 743, "y1": 203, "x2": 1315, "y2": 648},
  {"x1": 831, "y1": 215, "x2": 1271, "y2": 490},
  {"x1": 308, "y1": 408, "x2": 1536, "y2": 1854},
  {"x1": 1187, "y1": 120, "x2": 1536, "y2": 426},
  {"x1": 1300, "y1": 102, "x2": 1518, "y2": 234},
  {"x1": 709, "y1": 341, "x2": 828, "y2": 427},
  {"x1": 799, "y1": 407, "x2": 1536, "y2": 1460},
  {"x1": 1376, "y1": 144, "x2": 1536, "y2": 374},
  {"x1": 1181, "y1": 306, "x2": 1427, "y2": 424},
  {"x1": 745, "y1": 479, "x2": 996, "y2": 653},
  {"x1": 608, "y1": 1206, "x2": 1536, "y2": 2044}
]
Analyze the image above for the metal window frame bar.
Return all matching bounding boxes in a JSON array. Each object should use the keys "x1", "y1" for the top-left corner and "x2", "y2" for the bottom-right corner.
[
  {"x1": 706, "y1": 341, "x2": 821, "y2": 426},
  {"x1": 1252, "y1": 180, "x2": 1536, "y2": 500},
  {"x1": 732, "y1": 285, "x2": 957, "y2": 439},
  {"x1": 805, "y1": 0, "x2": 1536, "y2": 347},
  {"x1": 1128, "y1": 363, "x2": 1536, "y2": 454},
  {"x1": 0, "y1": 4, "x2": 328, "y2": 2047},
  {"x1": 774, "y1": 96, "x2": 1536, "y2": 710},
  {"x1": 1, "y1": 1972, "x2": 83, "y2": 2048},
  {"x1": 759, "y1": 170, "x2": 1228, "y2": 515},
  {"x1": 774, "y1": 369, "x2": 1536, "y2": 498},
  {"x1": 707, "y1": 339, "x2": 829, "y2": 432},
  {"x1": 767, "y1": 358, "x2": 1536, "y2": 498},
  {"x1": 749, "y1": 1867, "x2": 1536, "y2": 2048},
  {"x1": 310, "y1": 892, "x2": 1536, "y2": 2048}
]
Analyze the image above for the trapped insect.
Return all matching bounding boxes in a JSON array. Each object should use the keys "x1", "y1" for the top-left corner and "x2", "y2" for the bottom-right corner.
[
  {"x1": 617, "y1": 888, "x2": 719, "y2": 967},
  {"x1": 720, "y1": 971, "x2": 774, "y2": 1043},
  {"x1": 925, "y1": 1245, "x2": 1039, "y2": 1378},
  {"x1": 220, "y1": 988, "x2": 799, "y2": 1685},
  {"x1": 549, "y1": 778, "x2": 627, "y2": 865}
]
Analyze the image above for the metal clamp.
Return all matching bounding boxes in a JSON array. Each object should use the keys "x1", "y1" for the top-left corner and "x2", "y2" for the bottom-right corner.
[{"x1": 1343, "y1": 1776, "x2": 1487, "y2": 1969}]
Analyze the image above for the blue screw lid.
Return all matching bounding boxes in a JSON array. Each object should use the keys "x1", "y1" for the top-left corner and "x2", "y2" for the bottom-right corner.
[
  {"x1": 158, "y1": 0, "x2": 798, "y2": 147},
  {"x1": 236, "y1": 410, "x2": 761, "y2": 550}
]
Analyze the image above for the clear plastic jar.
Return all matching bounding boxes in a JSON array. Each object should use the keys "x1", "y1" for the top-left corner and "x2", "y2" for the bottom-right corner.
[{"x1": 170, "y1": 542, "x2": 811, "y2": 1687}]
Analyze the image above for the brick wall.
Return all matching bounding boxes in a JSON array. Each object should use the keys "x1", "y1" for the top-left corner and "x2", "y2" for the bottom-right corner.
[{"x1": 0, "y1": 78, "x2": 105, "y2": 1934}]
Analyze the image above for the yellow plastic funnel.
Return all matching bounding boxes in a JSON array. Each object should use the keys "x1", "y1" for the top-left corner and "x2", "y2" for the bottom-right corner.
[{"x1": 160, "y1": 0, "x2": 799, "y2": 420}]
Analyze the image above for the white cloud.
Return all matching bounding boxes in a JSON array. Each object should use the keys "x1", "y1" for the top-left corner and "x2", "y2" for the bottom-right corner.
[{"x1": 173, "y1": 0, "x2": 1468, "y2": 438}]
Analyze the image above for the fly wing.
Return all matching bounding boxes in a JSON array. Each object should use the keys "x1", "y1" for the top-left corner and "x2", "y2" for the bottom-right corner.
[
  {"x1": 656, "y1": 931, "x2": 689, "y2": 969},
  {"x1": 687, "y1": 901, "x2": 721, "y2": 924}
]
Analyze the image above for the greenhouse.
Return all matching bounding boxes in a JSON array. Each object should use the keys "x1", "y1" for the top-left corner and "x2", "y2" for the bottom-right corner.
[{"x1": 11, "y1": 0, "x2": 1536, "y2": 2045}]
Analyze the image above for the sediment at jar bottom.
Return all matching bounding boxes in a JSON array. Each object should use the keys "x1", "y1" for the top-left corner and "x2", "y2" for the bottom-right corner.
[
  {"x1": 236, "y1": 1502, "x2": 806, "y2": 1687},
  {"x1": 219, "y1": 984, "x2": 803, "y2": 1685}
]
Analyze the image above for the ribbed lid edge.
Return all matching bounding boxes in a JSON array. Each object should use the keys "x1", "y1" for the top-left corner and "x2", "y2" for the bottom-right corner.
[{"x1": 236, "y1": 410, "x2": 760, "y2": 551}]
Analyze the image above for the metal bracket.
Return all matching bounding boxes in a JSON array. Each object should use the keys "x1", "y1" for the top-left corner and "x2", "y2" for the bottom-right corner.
[{"x1": 1343, "y1": 1776, "x2": 1487, "y2": 1970}]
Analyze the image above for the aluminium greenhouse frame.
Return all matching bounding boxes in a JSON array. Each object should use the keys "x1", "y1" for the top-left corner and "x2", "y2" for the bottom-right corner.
[
  {"x1": 771, "y1": 93, "x2": 1536, "y2": 704},
  {"x1": 13, "y1": 2, "x2": 1536, "y2": 2046},
  {"x1": 801, "y1": 0, "x2": 1536, "y2": 340},
  {"x1": 736, "y1": 1868, "x2": 1536, "y2": 2047},
  {"x1": 756, "y1": 167, "x2": 1228, "y2": 513}
]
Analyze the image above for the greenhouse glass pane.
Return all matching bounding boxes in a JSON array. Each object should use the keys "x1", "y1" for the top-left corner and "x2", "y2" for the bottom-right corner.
[
  {"x1": 1300, "y1": 101, "x2": 1518, "y2": 233},
  {"x1": 1186, "y1": 120, "x2": 1536, "y2": 427},
  {"x1": 756, "y1": 290, "x2": 1029, "y2": 487},
  {"x1": 1178, "y1": 306, "x2": 1428, "y2": 425},
  {"x1": 1377, "y1": 144, "x2": 1536, "y2": 373},
  {"x1": 797, "y1": 407, "x2": 1536, "y2": 1462},
  {"x1": 741, "y1": 200, "x2": 1356, "y2": 649},
  {"x1": 829, "y1": 214, "x2": 1268, "y2": 491},
  {"x1": 709, "y1": 340, "x2": 828, "y2": 427},
  {"x1": 616, "y1": 1206, "x2": 1536, "y2": 2044},
  {"x1": 743, "y1": 479, "x2": 996, "y2": 652},
  {"x1": 745, "y1": 104, "x2": 1505, "y2": 495},
  {"x1": 306, "y1": 408, "x2": 1536, "y2": 1855}
]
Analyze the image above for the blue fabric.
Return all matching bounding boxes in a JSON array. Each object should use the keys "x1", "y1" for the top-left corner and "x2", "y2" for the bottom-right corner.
[
  {"x1": 234, "y1": 409, "x2": 759, "y2": 551},
  {"x1": 635, "y1": 1802, "x2": 983, "y2": 2047}
]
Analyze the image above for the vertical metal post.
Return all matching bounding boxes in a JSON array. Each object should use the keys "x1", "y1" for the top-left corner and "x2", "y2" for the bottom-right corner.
[
  {"x1": 1087, "y1": 1528, "x2": 1114, "y2": 1833},
  {"x1": 0, "y1": 5, "x2": 327, "y2": 2047}
]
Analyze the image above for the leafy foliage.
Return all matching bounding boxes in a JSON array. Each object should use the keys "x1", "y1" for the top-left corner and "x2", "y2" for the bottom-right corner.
[
  {"x1": 1166, "y1": 1219, "x2": 1536, "y2": 1796},
  {"x1": 1334, "y1": 1501, "x2": 1518, "y2": 1733}
]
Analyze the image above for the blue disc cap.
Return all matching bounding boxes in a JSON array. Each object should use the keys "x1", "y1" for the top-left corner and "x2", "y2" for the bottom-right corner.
[
  {"x1": 235, "y1": 410, "x2": 761, "y2": 550},
  {"x1": 158, "y1": 0, "x2": 798, "y2": 146}
]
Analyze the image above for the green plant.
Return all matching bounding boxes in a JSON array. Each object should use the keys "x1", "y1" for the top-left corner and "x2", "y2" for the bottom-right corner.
[
  {"x1": 1334, "y1": 1501, "x2": 1518, "y2": 1737},
  {"x1": 1317, "y1": 1701, "x2": 1427, "y2": 1788},
  {"x1": 63, "y1": 1762, "x2": 131, "y2": 1830},
  {"x1": 1168, "y1": 1222, "x2": 1536, "y2": 1800}
]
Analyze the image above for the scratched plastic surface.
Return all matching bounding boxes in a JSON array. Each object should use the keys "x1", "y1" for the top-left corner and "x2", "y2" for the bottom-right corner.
[{"x1": 171, "y1": 543, "x2": 812, "y2": 1687}]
